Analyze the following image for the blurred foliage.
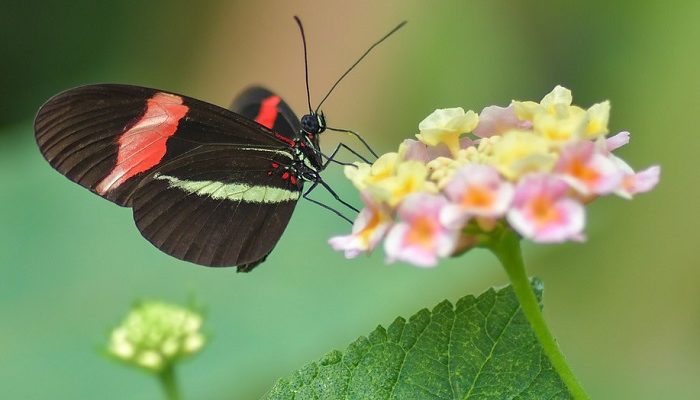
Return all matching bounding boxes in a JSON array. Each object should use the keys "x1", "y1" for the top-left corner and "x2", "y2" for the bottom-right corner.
[
  {"x1": 1, "y1": 1, "x2": 698, "y2": 399},
  {"x1": 0, "y1": 0, "x2": 221, "y2": 126}
]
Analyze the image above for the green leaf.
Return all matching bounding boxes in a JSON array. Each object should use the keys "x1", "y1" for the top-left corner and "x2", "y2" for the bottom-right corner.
[{"x1": 266, "y1": 280, "x2": 571, "y2": 399}]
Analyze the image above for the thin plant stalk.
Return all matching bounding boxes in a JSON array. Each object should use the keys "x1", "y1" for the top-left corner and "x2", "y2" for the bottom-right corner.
[
  {"x1": 486, "y1": 228, "x2": 590, "y2": 400},
  {"x1": 158, "y1": 365, "x2": 181, "y2": 400}
]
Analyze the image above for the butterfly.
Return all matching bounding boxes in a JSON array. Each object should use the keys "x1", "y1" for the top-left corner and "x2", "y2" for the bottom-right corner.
[{"x1": 33, "y1": 17, "x2": 405, "y2": 271}]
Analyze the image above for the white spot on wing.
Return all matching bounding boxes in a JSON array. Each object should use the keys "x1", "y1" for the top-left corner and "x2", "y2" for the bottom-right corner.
[{"x1": 154, "y1": 174, "x2": 300, "y2": 203}]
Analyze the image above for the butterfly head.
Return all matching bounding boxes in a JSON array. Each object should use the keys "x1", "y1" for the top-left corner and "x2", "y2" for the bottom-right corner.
[{"x1": 300, "y1": 112, "x2": 326, "y2": 135}]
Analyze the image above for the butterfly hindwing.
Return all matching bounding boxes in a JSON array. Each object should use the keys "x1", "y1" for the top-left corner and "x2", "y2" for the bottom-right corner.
[
  {"x1": 35, "y1": 84, "x2": 286, "y2": 206},
  {"x1": 132, "y1": 144, "x2": 303, "y2": 270},
  {"x1": 230, "y1": 86, "x2": 302, "y2": 144}
]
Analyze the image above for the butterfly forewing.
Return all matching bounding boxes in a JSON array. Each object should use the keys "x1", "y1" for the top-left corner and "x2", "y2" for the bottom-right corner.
[
  {"x1": 34, "y1": 84, "x2": 312, "y2": 270},
  {"x1": 35, "y1": 84, "x2": 286, "y2": 206},
  {"x1": 132, "y1": 144, "x2": 302, "y2": 270}
]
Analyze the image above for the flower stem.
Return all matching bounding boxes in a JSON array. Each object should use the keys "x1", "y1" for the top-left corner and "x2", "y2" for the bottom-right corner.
[
  {"x1": 486, "y1": 229, "x2": 589, "y2": 400},
  {"x1": 158, "y1": 365, "x2": 181, "y2": 400}
]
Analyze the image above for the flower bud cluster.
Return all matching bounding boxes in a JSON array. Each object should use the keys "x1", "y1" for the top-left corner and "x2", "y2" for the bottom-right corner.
[{"x1": 107, "y1": 301, "x2": 206, "y2": 372}]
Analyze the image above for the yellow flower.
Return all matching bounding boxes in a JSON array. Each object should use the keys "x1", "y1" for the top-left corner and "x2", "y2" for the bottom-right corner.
[
  {"x1": 380, "y1": 161, "x2": 437, "y2": 206},
  {"x1": 416, "y1": 108, "x2": 479, "y2": 155},
  {"x1": 487, "y1": 130, "x2": 557, "y2": 180},
  {"x1": 513, "y1": 86, "x2": 596, "y2": 144},
  {"x1": 344, "y1": 152, "x2": 400, "y2": 190},
  {"x1": 370, "y1": 152, "x2": 400, "y2": 180},
  {"x1": 513, "y1": 85, "x2": 573, "y2": 122},
  {"x1": 584, "y1": 100, "x2": 610, "y2": 139},
  {"x1": 346, "y1": 154, "x2": 436, "y2": 206},
  {"x1": 532, "y1": 105, "x2": 588, "y2": 143},
  {"x1": 540, "y1": 85, "x2": 573, "y2": 115},
  {"x1": 512, "y1": 100, "x2": 540, "y2": 121},
  {"x1": 344, "y1": 162, "x2": 371, "y2": 190}
]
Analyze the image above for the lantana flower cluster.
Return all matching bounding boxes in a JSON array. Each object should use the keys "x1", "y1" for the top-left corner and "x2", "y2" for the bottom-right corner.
[
  {"x1": 330, "y1": 86, "x2": 660, "y2": 267},
  {"x1": 107, "y1": 301, "x2": 206, "y2": 372}
]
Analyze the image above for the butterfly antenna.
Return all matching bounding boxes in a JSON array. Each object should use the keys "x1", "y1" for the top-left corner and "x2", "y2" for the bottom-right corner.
[
  {"x1": 315, "y1": 20, "x2": 407, "y2": 113},
  {"x1": 294, "y1": 16, "x2": 313, "y2": 114}
]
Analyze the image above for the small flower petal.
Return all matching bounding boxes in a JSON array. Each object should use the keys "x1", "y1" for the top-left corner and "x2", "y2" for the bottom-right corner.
[
  {"x1": 532, "y1": 105, "x2": 588, "y2": 143},
  {"x1": 380, "y1": 161, "x2": 437, "y2": 206},
  {"x1": 384, "y1": 194, "x2": 458, "y2": 267},
  {"x1": 555, "y1": 141, "x2": 623, "y2": 196},
  {"x1": 488, "y1": 130, "x2": 557, "y2": 180},
  {"x1": 398, "y1": 138, "x2": 451, "y2": 163},
  {"x1": 512, "y1": 100, "x2": 541, "y2": 122},
  {"x1": 605, "y1": 131, "x2": 630, "y2": 152},
  {"x1": 344, "y1": 162, "x2": 371, "y2": 190},
  {"x1": 610, "y1": 156, "x2": 661, "y2": 198},
  {"x1": 507, "y1": 175, "x2": 585, "y2": 243},
  {"x1": 625, "y1": 166, "x2": 661, "y2": 195},
  {"x1": 329, "y1": 193, "x2": 392, "y2": 258},
  {"x1": 474, "y1": 104, "x2": 532, "y2": 138},
  {"x1": 541, "y1": 85, "x2": 573, "y2": 112},
  {"x1": 585, "y1": 100, "x2": 610, "y2": 138},
  {"x1": 440, "y1": 164, "x2": 514, "y2": 229},
  {"x1": 417, "y1": 108, "x2": 479, "y2": 155}
]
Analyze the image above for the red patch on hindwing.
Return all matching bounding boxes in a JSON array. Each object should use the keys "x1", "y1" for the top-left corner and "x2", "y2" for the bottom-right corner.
[
  {"x1": 95, "y1": 92, "x2": 188, "y2": 194},
  {"x1": 255, "y1": 96, "x2": 281, "y2": 129}
]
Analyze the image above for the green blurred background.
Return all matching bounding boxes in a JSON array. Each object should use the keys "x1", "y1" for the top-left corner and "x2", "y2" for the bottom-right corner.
[{"x1": 1, "y1": 1, "x2": 697, "y2": 398}]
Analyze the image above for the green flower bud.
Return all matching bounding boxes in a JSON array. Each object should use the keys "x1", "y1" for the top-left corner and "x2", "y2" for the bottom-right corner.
[{"x1": 107, "y1": 301, "x2": 206, "y2": 372}]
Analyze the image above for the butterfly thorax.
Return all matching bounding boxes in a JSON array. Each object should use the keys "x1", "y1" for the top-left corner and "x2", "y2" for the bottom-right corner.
[
  {"x1": 297, "y1": 112, "x2": 325, "y2": 172},
  {"x1": 292, "y1": 135, "x2": 323, "y2": 180}
]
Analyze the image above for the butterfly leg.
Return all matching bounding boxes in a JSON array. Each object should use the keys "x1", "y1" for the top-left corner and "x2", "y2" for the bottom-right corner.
[
  {"x1": 316, "y1": 178, "x2": 359, "y2": 213},
  {"x1": 319, "y1": 145, "x2": 357, "y2": 167},
  {"x1": 302, "y1": 180, "x2": 355, "y2": 224},
  {"x1": 321, "y1": 142, "x2": 371, "y2": 168},
  {"x1": 326, "y1": 126, "x2": 379, "y2": 159}
]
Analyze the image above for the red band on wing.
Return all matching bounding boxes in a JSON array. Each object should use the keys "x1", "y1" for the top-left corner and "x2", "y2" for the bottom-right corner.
[
  {"x1": 96, "y1": 93, "x2": 188, "y2": 194},
  {"x1": 274, "y1": 132, "x2": 295, "y2": 147},
  {"x1": 254, "y1": 95, "x2": 281, "y2": 129}
]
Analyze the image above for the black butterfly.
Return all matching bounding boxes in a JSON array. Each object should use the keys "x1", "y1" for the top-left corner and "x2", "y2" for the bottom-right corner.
[{"x1": 33, "y1": 17, "x2": 405, "y2": 271}]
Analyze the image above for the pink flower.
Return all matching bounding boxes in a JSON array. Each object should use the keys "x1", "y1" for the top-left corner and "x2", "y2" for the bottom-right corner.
[
  {"x1": 329, "y1": 86, "x2": 661, "y2": 267},
  {"x1": 384, "y1": 194, "x2": 459, "y2": 267},
  {"x1": 400, "y1": 138, "x2": 475, "y2": 163},
  {"x1": 605, "y1": 131, "x2": 630, "y2": 152},
  {"x1": 473, "y1": 104, "x2": 532, "y2": 138},
  {"x1": 400, "y1": 139, "x2": 451, "y2": 163},
  {"x1": 328, "y1": 193, "x2": 392, "y2": 258},
  {"x1": 440, "y1": 164, "x2": 514, "y2": 229},
  {"x1": 555, "y1": 141, "x2": 623, "y2": 196},
  {"x1": 507, "y1": 175, "x2": 585, "y2": 243},
  {"x1": 610, "y1": 156, "x2": 661, "y2": 198}
]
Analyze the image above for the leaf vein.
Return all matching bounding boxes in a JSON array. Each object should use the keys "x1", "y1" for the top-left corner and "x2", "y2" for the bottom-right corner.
[{"x1": 462, "y1": 298, "x2": 521, "y2": 399}]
